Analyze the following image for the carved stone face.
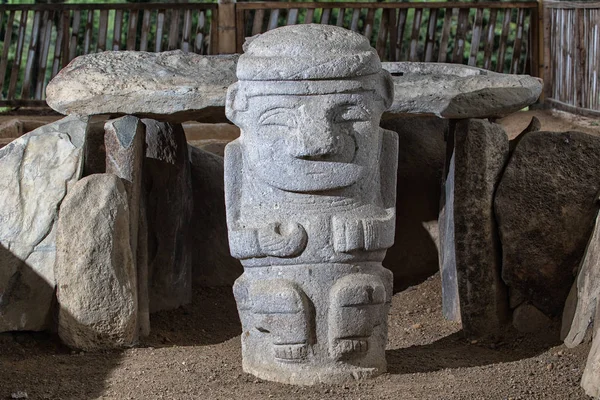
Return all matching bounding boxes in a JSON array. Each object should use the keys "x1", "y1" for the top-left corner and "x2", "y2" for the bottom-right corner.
[{"x1": 238, "y1": 91, "x2": 384, "y2": 193}]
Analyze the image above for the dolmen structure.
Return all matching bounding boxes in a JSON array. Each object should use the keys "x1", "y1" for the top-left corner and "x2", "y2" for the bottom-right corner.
[{"x1": 2, "y1": 21, "x2": 600, "y2": 396}]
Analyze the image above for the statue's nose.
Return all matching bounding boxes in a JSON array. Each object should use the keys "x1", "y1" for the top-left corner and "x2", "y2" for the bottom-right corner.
[{"x1": 289, "y1": 121, "x2": 341, "y2": 159}]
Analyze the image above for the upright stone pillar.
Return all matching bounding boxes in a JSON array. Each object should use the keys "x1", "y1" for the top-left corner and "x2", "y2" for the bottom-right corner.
[
  {"x1": 224, "y1": 25, "x2": 397, "y2": 385},
  {"x1": 104, "y1": 116, "x2": 149, "y2": 336}
]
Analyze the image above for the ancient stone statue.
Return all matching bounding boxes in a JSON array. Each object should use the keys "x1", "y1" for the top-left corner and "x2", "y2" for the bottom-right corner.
[{"x1": 224, "y1": 24, "x2": 397, "y2": 385}]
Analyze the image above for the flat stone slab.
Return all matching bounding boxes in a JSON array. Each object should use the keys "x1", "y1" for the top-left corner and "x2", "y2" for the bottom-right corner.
[
  {"x1": 383, "y1": 62, "x2": 543, "y2": 119},
  {"x1": 46, "y1": 51, "x2": 239, "y2": 123},
  {"x1": 46, "y1": 52, "x2": 542, "y2": 122}
]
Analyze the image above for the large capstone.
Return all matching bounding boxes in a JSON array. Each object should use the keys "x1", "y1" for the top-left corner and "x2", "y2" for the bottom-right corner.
[
  {"x1": 0, "y1": 116, "x2": 88, "y2": 332},
  {"x1": 496, "y1": 131, "x2": 600, "y2": 316},
  {"x1": 46, "y1": 51, "x2": 238, "y2": 123}
]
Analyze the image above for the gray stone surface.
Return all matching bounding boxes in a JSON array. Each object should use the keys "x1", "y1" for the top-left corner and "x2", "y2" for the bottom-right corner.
[
  {"x1": 440, "y1": 150, "x2": 460, "y2": 322},
  {"x1": 0, "y1": 116, "x2": 88, "y2": 332},
  {"x1": 383, "y1": 62, "x2": 542, "y2": 118},
  {"x1": 46, "y1": 51, "x2": 238, "y2": 123},
  {"x1": 225, "y1": 25, "x2": 396, "y2": 384},
  {"x1": 582, "y1": 302, "x2": 600, "y2": 398},
  {"x1": 189, "y1": 146, "x2": 242, "y2": 287},
  {"x1": 496, "y1": 131, "x2": 600, "y2": 316},
  {"x1": 440, "y1": 119, "x2": 510, "y2": 335},
  {"x1": 512, "y1": 303, "x2": 552, "y2": 333},
  {"x1": 105, "y1": 116, "x2": 148, "y2": 335},
  {"x1": 55, "y1": 174, "x2": 138, "y2": 350},
  {"x1": 562, "y1": 206, "x2": 600, "y2": 348},
  {"x1": 380, "y1": 117, "x2": 446, "y2": 291},
  {"x1": 143, "y1": 120, "x2": 192, "y2": 312},
  {"x1": 45, "y1": 52, "x2": 541, "y2": 123}
]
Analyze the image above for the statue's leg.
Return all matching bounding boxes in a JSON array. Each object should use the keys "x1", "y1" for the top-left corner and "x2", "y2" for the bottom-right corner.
[
  {"x1": 328, "y1": 273, "x2": 387, "y2": 360},
  {"x1": 235, "y1": 277, "x2": 312, "y2": 363}
]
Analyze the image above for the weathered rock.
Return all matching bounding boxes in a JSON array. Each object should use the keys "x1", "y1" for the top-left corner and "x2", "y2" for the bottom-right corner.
[
  {"x1": 46, "y1": 52, "x2": 541, "y2": 124},
  {"x1": 143, "y1": 120, "x2": 192, "y2": 312},
  {"x1": 226, "y1": 25, "x2": 396, "y2": 384},
  {"x1": 581, "y1": 302, "x2": 600, "y2": 398},
  {"x1": 189, "y1": 146, "x2": 242, "y2": 287},
  {"x1": 496, "y1": 131, "x2": 600, "y2": 316},
  {"x1": 47, "y1": 51, "x2": 239, "y2": 123},
  {"x1": 105, "y1": 116, "x2": 148, "y2": 334},
  {"x1": 55, "y1": 174, "x2": 137, "y2": 350},
  {"x1": 0, "y1": 116, "x2": 88, "y2": 332},
  {"x1": 440, "y1": 150, "x2": 460, "y2": 322},
  {"x1": 562, "y1": 206, "x2": 600, "y2": 348},
  {"x1": 512, "y1": 303, "x2": 553, "y2": 333},
  {"x1": 440, "y1": 119, "x2": 510, "y2": 335},
  {"x1": 383, "y1": 62, "x2": 542, "y2": 119},
  {"x1": 380, "y1": 117, "x2": 446, "y2": 291}
]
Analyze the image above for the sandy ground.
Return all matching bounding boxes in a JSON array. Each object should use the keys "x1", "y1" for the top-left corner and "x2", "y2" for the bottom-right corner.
[
  {"x1": 0, "y1": 109, "x2": 598, "y2": 399},
  {"x1": 0, "y1": 274, "x2": 592, "y2": 400}
]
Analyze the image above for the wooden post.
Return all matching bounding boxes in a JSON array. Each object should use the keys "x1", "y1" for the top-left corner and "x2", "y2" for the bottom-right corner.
[
  {"x1": 536, "y1": 0, "x2": 545, "y2": 101},
  {"x1": 543, "y1": 1, "x2": 551, "y2": 101},
  {"x1": 217, "y1": 0, "x2": 237, "y2": 54}
]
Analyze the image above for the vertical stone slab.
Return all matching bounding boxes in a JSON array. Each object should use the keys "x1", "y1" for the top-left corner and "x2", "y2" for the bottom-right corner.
[
  {"x1": 189, "y1": 146, "x2": 242, "y2": 287},
  {"x1": 0, "y1": 116, "x2": 88, "y2": 332},
  {"x1": 104, "y1": 116, "x2": 148, "y2": 335},
  {"x1": 440, "y1": 118, "x2": 509, "y2": 337},
  {"x1": 143, "y1": 119, "x2": 192, "y2": 312},
  {"x1": 440, "y1": 147, "x2": 460, "y2": 322},
  {"x1": 55, "y1": 174, "x2": 137, "y2": 350},
  {"x1": 562, "y1": 205, "x2": 600, "y2": 347},
  {"x1": 582, "y1": 302, "x2": 600, "y2": 398},
  {"x1": 495, "y1": 131, "x2": 600, "y2": 316},
  {"x1": 225, "y1": 25, "x2": 396, "y2": 385}
]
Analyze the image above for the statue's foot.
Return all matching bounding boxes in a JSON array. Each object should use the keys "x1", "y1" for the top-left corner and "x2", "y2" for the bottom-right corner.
[{"x1": 274, "y1": 343, "x2": 309, "y2": 362}]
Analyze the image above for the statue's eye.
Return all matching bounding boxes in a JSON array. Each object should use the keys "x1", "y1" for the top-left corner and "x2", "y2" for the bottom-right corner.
[
  {"x1": 333, "y1": 104, "x2": 370, "y2": 123},
  {"x1": 259, "y1": 109, "x2": 296, "y2": 128}
]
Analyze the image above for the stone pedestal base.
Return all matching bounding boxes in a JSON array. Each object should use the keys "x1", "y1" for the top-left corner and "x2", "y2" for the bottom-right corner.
[{"x1": 234, "y1": 263, "x2": 392, "y2": 385}]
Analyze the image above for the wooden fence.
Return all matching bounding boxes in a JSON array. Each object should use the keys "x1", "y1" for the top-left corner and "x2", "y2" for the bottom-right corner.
[
  {"x1": 0, "y1": 1, "x2": 540, "y2": 107},
  {"x1": 544, "y1": 1, "x2": 600, "y2": 117},
  {"x1": 236, "y1": 2, "x2": 538, "y2": 74},
  {"x1": 0, "y1": 3, "x2": 217, "y2": 106}
]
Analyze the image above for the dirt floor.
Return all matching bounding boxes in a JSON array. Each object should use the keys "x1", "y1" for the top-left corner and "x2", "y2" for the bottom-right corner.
[
  {"x1": 0, "y1": 274, "x2": 592, "y2": 400},
  {"x1": 0, "y1": 109, "x2": 599, "y2": 399}
]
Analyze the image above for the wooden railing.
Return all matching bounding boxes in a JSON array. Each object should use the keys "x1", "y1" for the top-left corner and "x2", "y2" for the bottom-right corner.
[
  {"x1": 236, "y1": 2, "x2": 538, "y2": 74},
  {"x1": 0, "y1": 1, "x2": 541, "y2": 107},
  {"x1": 0, "y1": 3, "x2": 217, "y2": 106},
  {"x1": 544, "y1": 1, "x2": 600, "y2": 117}
]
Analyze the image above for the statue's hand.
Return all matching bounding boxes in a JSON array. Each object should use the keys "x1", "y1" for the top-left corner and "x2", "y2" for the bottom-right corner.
[
  {"x1": 332, "y1": 218, "x2": 363, "y2": 253},
  {"x1": 258, "y1": 222, "x2": 308, "y2": 257}
]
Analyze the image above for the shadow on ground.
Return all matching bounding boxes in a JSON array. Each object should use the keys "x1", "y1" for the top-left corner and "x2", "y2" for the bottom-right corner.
[
  {"x1": 0, "y1": 243, "x2": 124, "y2": 399},
  {"x1": 386, "y1": 330, "x2": 561, "y2": 375},
  {"x1": 145, "y1": 286, "x2": 241, "y2": 347}
]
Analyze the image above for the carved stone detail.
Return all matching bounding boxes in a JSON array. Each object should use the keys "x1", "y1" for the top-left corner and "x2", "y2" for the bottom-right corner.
[{"x1": 225, "y1": 25, "x2": 397, "y2": 385}]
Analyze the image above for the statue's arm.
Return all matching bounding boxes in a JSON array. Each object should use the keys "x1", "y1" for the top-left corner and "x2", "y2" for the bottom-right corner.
[
  {"x1": 333, "y1": 129, "x2": 398, "y2": 253},
  {"x1": 224, "y1": 140, "x2": 307, "y2": 260}
]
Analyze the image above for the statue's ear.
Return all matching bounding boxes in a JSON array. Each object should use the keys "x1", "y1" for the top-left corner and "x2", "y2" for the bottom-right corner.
[
  {"x1": 225, "y1": 82, "x2": 244, "y2": 124},
  {"x1": 379, "y1": 71, "x2": 394, "y2": 110}
]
